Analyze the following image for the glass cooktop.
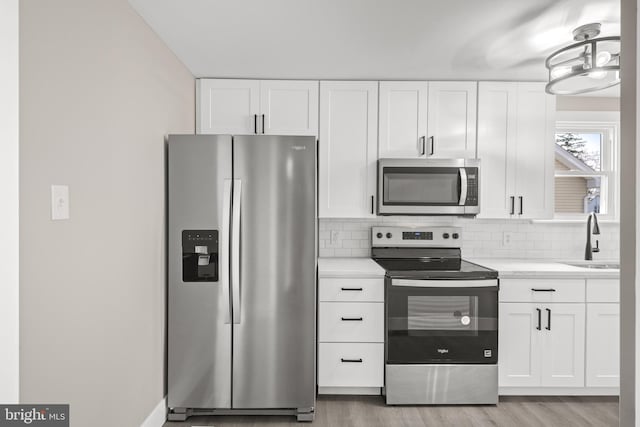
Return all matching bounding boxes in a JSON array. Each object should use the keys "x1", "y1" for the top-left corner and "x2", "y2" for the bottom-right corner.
[{"x1": 372, "y1": 257, "x2": 498, "y2": 280}]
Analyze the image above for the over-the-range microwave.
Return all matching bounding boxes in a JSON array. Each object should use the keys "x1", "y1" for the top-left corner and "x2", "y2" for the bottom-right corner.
[{"x1": 377, "y1": 158, "x2": 480, "y2": 216}]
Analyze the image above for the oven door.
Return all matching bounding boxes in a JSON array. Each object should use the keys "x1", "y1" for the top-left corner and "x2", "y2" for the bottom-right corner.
[
  {"x1": 377, "y1": 159, "x2": 479, "y2": 215},
  {"x1": 386, "y1": 279, "x2": 498, "y2": 364}
]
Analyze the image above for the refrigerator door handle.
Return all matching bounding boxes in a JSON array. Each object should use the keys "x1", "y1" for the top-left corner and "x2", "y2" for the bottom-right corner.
[
  {"x1": 231, "y1": 179, "x2": 242, "y2": 324},
  {"x1": 221, "y1": 179, "x2": 233, "y2": 324}
]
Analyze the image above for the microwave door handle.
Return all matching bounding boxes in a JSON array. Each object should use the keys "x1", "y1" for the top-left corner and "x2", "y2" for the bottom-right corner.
[{"x1": 458, "y1": 168, "x2": 468, "y2": 206}]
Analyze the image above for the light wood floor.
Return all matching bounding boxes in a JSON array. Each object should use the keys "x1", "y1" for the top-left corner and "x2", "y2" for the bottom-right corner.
[{"x1": 164, "y1": 395, "x2": 619, "y2": 427}]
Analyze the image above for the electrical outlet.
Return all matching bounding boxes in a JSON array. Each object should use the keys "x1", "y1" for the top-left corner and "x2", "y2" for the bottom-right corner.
[
  {"x1": 51, "y1": 185, "x2": 70, "y2": 220},
  {"x1": 330, "y1": 230, "x2": 340, "y2": 245},
  {"x1": 502, "y1": 232, "x2": 513, "y2": 247}
]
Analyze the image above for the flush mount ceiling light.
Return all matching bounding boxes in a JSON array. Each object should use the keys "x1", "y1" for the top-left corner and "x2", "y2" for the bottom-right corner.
[{"x1": 545, "y1": 23, "x2": 620, "y2": 95}]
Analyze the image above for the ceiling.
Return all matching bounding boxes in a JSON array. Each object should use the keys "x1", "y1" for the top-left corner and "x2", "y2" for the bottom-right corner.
[{"x1": 129, "y1": 0, "x2": 620, "y2": 88}]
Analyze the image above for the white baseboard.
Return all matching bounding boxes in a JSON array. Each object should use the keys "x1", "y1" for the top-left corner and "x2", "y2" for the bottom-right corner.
[{"x1": 140, "y1": 397, "x2": 166, "y2": 427}]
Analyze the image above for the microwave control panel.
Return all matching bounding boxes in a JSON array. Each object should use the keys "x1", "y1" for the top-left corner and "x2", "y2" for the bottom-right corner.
[{"x1": 465, "y1": 168, "x2": 479, "y2": 206}]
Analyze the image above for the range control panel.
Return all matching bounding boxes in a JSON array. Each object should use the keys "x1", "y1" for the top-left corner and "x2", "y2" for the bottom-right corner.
[{"x1": 371, "y1": 226, "x2": 462, "y2": 248}]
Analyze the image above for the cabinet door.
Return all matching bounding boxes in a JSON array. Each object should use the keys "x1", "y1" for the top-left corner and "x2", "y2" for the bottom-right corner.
[
  {"x1": 540, "y1": 303, "x2": 585, "y2": 387},
  {"x1": 477, "y1": 82, "x2": 518, "y2": 219},
  {"x1": 499, "y1": 303, "x2": 542, "y2": 387},
  {"x1": 378, "y1": 81, "x2": 428, "y2": 158},
  {"x1": 513, "y1": 83, "x2": 555, "y2": 219},
  {"x1": 259, "y1": 80, "x2": 318, "y2": 135},
  {"x1": 319, "y1": 81, "x2": 378, "y2": 218},
  {"x1": 427, "y1": 81, "x2": 477, "y2": 158},
  {"x1": 197, "y1": 79, "x2": 260, "y2": 134},
  {"x1": 586, "y1": 303, "x2": 619, "y2": 387}
]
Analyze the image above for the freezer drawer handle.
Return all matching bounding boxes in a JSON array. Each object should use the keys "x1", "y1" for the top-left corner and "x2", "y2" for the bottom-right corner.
[
  {"x1": 340, "y1": 358, "x2": 363, "y2": 363},
  {"x1": 531, "y1": 288, "x2": 556, "y2": 292},
  {"x1": 341, "y1": 317, "x2": 363, "y2": 321},
  {"x1": 341, "y1": 287, "x2": 363, "y2": 291}
]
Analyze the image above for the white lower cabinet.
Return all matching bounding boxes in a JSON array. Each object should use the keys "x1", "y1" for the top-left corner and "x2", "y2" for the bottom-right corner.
[
  {"x1": 585, "y1": 279, "x2": 620, "y2": 388},
  {"x1": 317, "y1": 276, "x2": 384, "y2": 394},
  {"x1": 499, "y1": 277, "x2": 619, "y2": 395},
  {"x1": 318, "y1": 343, "x2": 384, "y2": 388},
  {"x1": 499, "y1": 303, "x2": 584, "y2": 388}
]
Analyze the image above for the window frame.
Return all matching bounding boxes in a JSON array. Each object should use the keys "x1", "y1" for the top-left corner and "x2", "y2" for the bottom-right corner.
[{"x1": 554, "y1": 120, "x2": 619, "y2": 221}]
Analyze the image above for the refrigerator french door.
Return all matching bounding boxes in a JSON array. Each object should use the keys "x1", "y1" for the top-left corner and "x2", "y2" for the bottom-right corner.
[{"x1": 167, "y1": 135, "x2": 317, "y2": 421}]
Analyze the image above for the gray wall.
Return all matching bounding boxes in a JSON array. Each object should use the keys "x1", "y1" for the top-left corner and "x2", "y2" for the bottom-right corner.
[
  {"x1": 19, "y1": 1, "x2": 194, "y2": 426},
  {"x1": 620, "y1": 0, "x2": 636, "y2": 424}
]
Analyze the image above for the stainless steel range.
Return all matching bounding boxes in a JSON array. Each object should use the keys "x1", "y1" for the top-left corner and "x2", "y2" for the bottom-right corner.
[{"x1": 371, "y1": 226, "x2": 499, "y2": 405}]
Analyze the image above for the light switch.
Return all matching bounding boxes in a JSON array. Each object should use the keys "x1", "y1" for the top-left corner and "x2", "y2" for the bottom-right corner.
[{"x1": 51, "y1": 185, "x2": 69, "y2": 220}]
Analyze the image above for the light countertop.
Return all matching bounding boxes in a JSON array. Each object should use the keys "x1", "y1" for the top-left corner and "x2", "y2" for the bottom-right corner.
[
  {"x1": 318, "y1": 258, "x2": 385, "y2": 278},
  {"x1": 318, "y1": 257, "x2": 619, "y2": 280},
  {"x1": 467, "y1": 258, "x2": 620, "y2": 279}
]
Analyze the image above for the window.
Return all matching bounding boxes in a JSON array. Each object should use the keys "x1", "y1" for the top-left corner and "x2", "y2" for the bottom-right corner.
[{"x1": 554, "y1": 121, "x2": 618, "y2": 219}]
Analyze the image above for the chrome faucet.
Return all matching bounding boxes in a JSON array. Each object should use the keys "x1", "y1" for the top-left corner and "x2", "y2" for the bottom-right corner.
[{"x1": 585, "y1": 212, "x2": 601, "y2": 260}]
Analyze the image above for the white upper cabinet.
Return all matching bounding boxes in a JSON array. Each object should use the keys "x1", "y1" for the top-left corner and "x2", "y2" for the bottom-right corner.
[
  {"x1": 378, "y1": 81, "x2": 428, "y2": 158},
  {"x1": 197, "y1": 79, "x2": 259, "y2": 134},
  {"x1": 378, "y1": 81, "x2": 477, "y2": 159},
  {"x1": 197, "y1": 79, "x2": 319, "y2": 135},
  {"x1": 319, "y1": 81, "x2": 378, "y2": 218},
  {"x1": 259, "y1": 80, "x2": 318, "y2": 135},
  {"x1": 427, "y1": 82, "x2": 477, "y2": 158},
  {"x1": 477, "y1": 82, "x2": 555, "y2": 219}
]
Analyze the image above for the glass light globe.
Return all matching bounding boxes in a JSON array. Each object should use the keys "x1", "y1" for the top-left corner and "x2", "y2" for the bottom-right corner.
[
  {"x1": 550, "y1": 66, "x2": 571, "y2": 79},
  {"x1": 595, "y1": 51, "x2": 612, "y2": 66}
]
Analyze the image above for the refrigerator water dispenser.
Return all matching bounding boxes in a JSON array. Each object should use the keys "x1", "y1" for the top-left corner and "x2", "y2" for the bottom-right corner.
[{"x1": 182, "y1": 230, "x2": 218, "y2": 282}]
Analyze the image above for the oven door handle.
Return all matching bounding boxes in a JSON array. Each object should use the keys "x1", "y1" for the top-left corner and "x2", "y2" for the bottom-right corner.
[
  {"x1": 392, "y1": 279, "x2": 498, "y2": 288},
  {"x1": 458, "y1": 168, "x2": 467, "y2": 206}
]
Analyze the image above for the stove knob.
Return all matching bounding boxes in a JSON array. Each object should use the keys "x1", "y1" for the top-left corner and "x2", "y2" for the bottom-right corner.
[
  {"x1": 386, "y1": 232, "x2": 393, "y2": 239},
  {"x1": 376, "y1": 232, "x2": 383, "y2": 239},
  {"x1": 452, "y1": 233, "x2": 459, "y2": 239},
  {"x1": 442, "y1": 233, "x2": 450, "y2": 239}
]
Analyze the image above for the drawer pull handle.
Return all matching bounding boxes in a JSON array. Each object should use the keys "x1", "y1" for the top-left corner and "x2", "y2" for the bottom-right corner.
[
  {"x1": 340, "y1": 358, "x2": 363, "y2": 363},
  {"x1": 341, "y1": 317, "x2": 363, "y2": 321},
  {"x1": 531, "y1": 288, "x2": 556, "y2": 292},
  {"x1": 341, "y1": 287, "x2": 363, "y2": 291}
]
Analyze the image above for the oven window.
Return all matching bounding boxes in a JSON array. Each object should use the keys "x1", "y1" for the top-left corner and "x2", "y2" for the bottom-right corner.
[
  {"x1": 383, "y1": 167, "x2": 460, "y2": 205},
  {"x1": 407, "y1": 296, "x2": 478, "y2": 332},
  {"x1": 386, "y1": 283, "x2": 498, "y2": 364}
]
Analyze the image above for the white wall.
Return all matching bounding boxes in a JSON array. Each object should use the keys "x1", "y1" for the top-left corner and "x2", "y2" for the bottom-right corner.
[
  {"x1": 19, "y1": 1, "x2": 194, "y2": 426},
  {"x1": 0, "y1": 0, "x2": 20, "y2": 404}
]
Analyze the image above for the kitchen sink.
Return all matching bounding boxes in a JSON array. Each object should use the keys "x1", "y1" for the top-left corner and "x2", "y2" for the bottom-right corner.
[{"x1": 563, "y1": 262, "x2": 620, "y2": 270}]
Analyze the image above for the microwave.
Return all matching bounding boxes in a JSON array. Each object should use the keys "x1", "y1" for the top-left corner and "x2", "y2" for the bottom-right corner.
[{"x1": 377, "y1": 158, "x2": 480, "y2": 216}]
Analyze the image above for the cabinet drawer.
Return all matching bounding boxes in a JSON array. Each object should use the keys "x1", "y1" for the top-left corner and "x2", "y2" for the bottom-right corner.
[
  {"x1": 586, "y1": 279, "x2": 619, "y2": 303},
  {"x1": 319, "y1": 302, "x2": 384, "y2": 342},
  {"x1": 319, "y1": 278, "x2": 384, "y2": 302},
  {"x1": 318, "y1": 343, "x2": 384, "y2": 387},
  {"x1": 500, "y1": 279, "x2": 585, "y2": 303}
]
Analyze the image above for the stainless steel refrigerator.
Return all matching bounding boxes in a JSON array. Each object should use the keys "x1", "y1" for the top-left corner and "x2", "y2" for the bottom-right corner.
[{"x1": 167, "y1": 135, "x2": 317, "y2": 422}]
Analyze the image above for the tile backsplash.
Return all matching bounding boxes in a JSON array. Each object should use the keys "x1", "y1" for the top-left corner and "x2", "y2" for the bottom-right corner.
[{"x1": 319, "y1": 217, "x2": 619, "y2": 260}]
